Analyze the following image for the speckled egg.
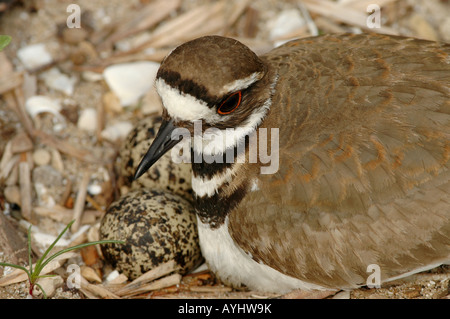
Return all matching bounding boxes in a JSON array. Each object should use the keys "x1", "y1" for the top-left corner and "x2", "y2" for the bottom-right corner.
[
  {"x1": 117, "y1": 115, "x2": 192, "y2": 200},
  {"x1": 99, "y1": 189, "x2": 203, "y2": 280}
]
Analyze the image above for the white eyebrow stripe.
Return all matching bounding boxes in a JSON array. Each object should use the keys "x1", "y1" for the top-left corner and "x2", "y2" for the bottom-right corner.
[{"x1": 221, "y1": 71, "x2": 264, "y2": 94}]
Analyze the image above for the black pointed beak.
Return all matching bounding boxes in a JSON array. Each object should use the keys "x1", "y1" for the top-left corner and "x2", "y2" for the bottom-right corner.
[{"x1": 134, "y1": 119, "x2": 181, "y2": 180}]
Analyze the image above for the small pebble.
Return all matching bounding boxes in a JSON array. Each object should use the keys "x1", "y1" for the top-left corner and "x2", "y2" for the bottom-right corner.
[
  {"x1": 33, "y1": 275, "x2": 64, "y2": 298},
  {"x1": 102, "y1": 91, "x2": 123, "y2": 114},
  {"x1": 4, "y1": 185, "x2": 21, "y2": 206},
  {"x1": 33, "y1": 149, "x2": 51, "y2": 166},
  {"x1": 105, "y1": 270, "x2": 121, "y2": 283},
  {"x1": 77, "y1": 108, "x2": 97, "y2": 132},
  {"x1": 87, "y1": 184, "x2": 102, "y2": 196}
]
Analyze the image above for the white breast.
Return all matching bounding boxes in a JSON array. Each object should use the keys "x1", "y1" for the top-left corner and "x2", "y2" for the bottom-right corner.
[{"x1": 197, "y1": 216, "x2": 328, "y2": 293}]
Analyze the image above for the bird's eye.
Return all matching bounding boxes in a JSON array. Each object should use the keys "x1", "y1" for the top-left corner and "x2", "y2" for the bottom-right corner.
[{"x1": 217, "y1": 91, "x2": 242, "y2": 115}]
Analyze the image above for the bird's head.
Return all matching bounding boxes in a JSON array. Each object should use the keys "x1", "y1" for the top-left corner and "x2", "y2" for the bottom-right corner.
[{"x1": 134, "y1": 36, "x2": 275, "y2": 180}]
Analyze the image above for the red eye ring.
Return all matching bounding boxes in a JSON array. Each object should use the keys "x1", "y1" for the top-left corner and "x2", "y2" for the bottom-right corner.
[{"x1": 217, "y1": 91, "x2": 242, "y2": 115}]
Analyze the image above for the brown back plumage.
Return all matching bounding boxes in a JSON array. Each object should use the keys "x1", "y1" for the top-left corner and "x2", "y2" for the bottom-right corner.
[{"x1": 228, "y1": 33, "x2": 450, "y2": 288}]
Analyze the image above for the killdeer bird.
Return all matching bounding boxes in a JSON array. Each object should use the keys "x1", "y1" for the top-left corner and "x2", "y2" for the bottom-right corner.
[{"x1": 134, "y1": 33, "x2": 450, "y2": 293}]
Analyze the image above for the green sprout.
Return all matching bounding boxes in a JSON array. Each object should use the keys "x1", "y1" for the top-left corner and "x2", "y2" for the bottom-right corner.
[
  {"x1": 0, "y1": 35, "x2": 12, "y2": 51},
  {"x1": 0, "y1": 219, "x2": 124, "y2": 298}
]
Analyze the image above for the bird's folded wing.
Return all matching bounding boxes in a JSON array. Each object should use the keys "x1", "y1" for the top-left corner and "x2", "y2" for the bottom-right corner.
[{"x1": 229, "y1": 34, "x2": 450, "y2": 288}]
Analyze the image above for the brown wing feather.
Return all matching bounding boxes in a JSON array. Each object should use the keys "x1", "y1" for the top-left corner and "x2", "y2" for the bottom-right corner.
[{"x1": 229, "y1": 33, "x2": 450, "y2": 288}]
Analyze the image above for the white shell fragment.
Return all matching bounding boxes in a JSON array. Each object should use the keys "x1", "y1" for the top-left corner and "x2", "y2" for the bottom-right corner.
[
  {"x1": 40, "y1": 67, "x2": 77, "y2": 96},
  {"x1": 17, "y1": 220, "x2": 71, "y2": 252},
  {"x1": 103, "y1": 61, "x2": 160, "y2": 107},
  {"x1": 25, "y1": 95, "x2": 63, "y2": 120},
  {"x1": 17, "y1": 43, "x2": 53, "y2": 70}
]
